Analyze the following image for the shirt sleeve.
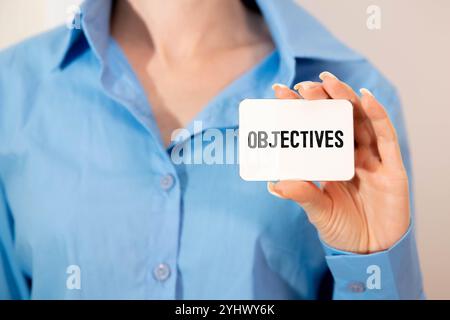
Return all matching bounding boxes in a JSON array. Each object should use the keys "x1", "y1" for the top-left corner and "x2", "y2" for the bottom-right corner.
[
  {"x1": 0, "y1": 180, "x2": 29, "y2": 300},
  {"x1": 322, "y1": 224, "x2": 424, "y2": 299}
]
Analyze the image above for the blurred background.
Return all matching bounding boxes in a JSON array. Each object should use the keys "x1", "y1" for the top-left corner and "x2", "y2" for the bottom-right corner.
[{"x1": 0, "y1": 0, "x2": 449, "y2": 299}]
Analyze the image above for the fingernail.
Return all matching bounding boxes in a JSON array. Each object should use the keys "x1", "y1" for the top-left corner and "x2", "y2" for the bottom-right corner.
[
  {"x1": 359, "y1": 88, "x2": 374, "y2": 97},
  {"x1": 272, "y1": 83, "x2": 288, "y2": 90},
  {"x1": 319, "y1": 71, "x2": 338, "y2": 81},
  {"x1": 293, "y1": 81, "x2": 317, "y2": 91},
  {"x1": 267, "y1": 182, "x2": 286, "y2": 199}
]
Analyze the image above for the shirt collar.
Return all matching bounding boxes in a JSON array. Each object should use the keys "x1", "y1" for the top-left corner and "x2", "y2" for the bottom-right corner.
[
  {"x1": 256, "y1": 0, "x2": 363, "y2": 62},
  {"x1": 56, "y1": 0, "x2": 362, "y2": 69},
  {"x1": 57, "y1": 0, "x2": 112, "y2": 69}
]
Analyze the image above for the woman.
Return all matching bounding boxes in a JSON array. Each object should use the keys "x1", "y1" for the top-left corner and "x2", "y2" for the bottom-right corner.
[{"x1": 0, "y1": 0, "x2": 423, "y2": 299}]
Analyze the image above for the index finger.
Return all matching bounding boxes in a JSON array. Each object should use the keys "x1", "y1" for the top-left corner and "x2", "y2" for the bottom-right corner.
[{"x1": 272, "y1": 83, "x2": 301, "y2": 99}]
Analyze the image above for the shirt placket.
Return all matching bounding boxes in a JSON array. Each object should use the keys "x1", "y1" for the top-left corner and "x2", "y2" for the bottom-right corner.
[{"x1": 99, "y1": 56, "x2": 182, "y2": 299}]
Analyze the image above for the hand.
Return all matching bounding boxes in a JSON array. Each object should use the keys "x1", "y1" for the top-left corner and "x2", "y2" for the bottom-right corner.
[{"x1": 269, "y1": 72, "x2": 410, "y2": 254}]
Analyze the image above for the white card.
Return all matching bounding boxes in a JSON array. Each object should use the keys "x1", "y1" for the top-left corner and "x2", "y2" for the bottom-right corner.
[{"x1": 239, "y1": 99, "x2": 354, "y2": 181}]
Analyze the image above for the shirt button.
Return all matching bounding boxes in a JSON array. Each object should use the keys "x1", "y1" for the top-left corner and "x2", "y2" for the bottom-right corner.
[
  {"x1": 347, "y1": 281, "x2": 366, "y2": 293},
  {"x1": 160, "y1": 174, "x2": 175, "y2": 191},
  {"x1": 153, "y1": 263, "x2": 171, "y2": 282}
]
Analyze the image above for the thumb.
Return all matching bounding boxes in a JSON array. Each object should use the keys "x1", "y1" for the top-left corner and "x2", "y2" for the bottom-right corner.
[{"x1": 268, "y1": 180, "x2": 332, "y2": 226}]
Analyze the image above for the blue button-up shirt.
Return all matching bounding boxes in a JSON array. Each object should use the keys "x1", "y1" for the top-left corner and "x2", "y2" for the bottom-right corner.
[{"x1": 0, "y1": 0, "x2": 423, "y2": 299}]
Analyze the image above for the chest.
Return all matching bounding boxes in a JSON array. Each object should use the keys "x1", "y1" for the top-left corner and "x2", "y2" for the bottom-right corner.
[
  {"x1": 120, "y1": 45, "x2": 273, "y2": 146},
  {"x1": 2, "y1": 71, "x2": 326, "y2": 298},
  {"x1": 9, "y1": 107, "x2": 318, "y2": 298}
]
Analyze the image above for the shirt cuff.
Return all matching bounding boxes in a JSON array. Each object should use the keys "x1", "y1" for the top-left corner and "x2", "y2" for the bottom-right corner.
[{"x1": 321, "y1": 225, "x2": 424, "y2": 299}]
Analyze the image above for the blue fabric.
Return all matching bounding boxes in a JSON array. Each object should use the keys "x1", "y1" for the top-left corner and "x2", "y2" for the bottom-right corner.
[{"x1": 0, "y1": 0, "x2": 423, "y2": 299}]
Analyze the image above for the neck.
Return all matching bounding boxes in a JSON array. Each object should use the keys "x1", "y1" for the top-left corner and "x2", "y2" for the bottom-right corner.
[{"x1": 111, "y1": 0, "x2": 271, "y2": 62}]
